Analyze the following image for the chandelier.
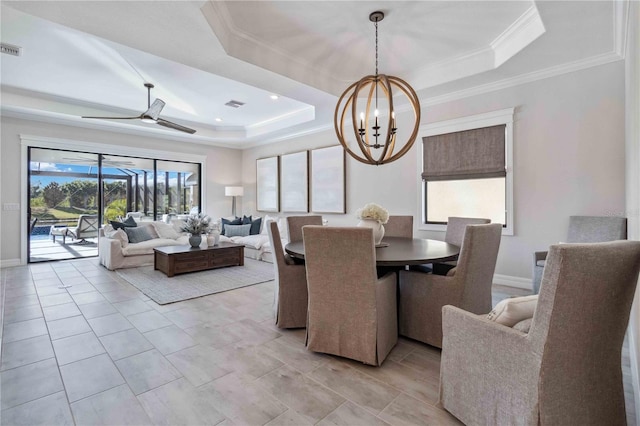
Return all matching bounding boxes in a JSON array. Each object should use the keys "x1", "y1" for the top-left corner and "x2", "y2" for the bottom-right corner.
[{"x1": 334, "y1": 11, "x2": 421, "y2": 166}]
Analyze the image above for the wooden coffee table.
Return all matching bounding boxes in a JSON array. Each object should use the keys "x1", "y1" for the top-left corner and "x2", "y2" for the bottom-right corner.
[{"x1": 154, "y1": 242, "x2": 244, "y2": 277}]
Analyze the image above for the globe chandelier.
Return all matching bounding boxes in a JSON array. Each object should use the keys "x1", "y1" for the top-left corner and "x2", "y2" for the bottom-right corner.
[{"x1": 334, "y1": 11, "x2": 421, "y2": 166}]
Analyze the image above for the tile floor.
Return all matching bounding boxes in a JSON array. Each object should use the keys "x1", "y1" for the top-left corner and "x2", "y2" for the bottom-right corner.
[{"x1": 0, "y1": 258, "x2": 636, "y2": 425}]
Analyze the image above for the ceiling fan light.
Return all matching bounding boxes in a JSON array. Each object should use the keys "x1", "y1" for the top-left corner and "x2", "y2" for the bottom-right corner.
[{"x1": 141, "y1": 116, "x2": 157, "y2": 124}]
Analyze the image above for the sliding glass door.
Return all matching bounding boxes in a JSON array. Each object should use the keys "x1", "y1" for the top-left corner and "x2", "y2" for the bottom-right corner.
[
  {"x1": 29, "y1": 148, "x2": 99, "y2": 262},
  {"x1": 28, "y1": 147, "x2": 202, "y2": 263}
]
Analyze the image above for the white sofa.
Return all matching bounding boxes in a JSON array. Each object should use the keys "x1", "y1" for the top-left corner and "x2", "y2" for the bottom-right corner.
[
  {"x1": 99, "y1": 215, "x2": 291, "y2": 270},
  {"x1": 98, "y1": 221, "x2": 189, "y2": 270},
  {"x1": 218, "y1": 215, "x2": 289, "y2": 263}
]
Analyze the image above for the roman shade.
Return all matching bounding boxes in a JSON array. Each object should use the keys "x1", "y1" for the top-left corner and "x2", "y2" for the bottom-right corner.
[{"x1": 422, "y1": 125, "x2": 506, "y2": 181}]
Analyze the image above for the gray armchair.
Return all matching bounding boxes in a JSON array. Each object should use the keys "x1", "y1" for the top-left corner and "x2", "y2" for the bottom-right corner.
[
  {"x1": 384, "y1": 215, "x2": 413, "y2": 238},
  {"x1": 441, "y1": 241, "x2": 640, "y2": 425},
  {"x1": 533, "y1": 216, "x2": 627, "y2": 293},
  {"x1": 267, "y1": 221, "x2": 308, "y2": 328},
  {"x1": 399, "y1": 223, "x2": 502, "y2": 348},
  {"x1": 303, "y1": 226, "x2": 397, "y2": 366},
  {"x1": 286, "y1": 215, "x2": 323, "y2": 243}
]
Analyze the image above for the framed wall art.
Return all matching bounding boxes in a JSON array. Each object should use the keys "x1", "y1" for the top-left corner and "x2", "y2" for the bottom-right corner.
[
  {"x1": 256, "y1": 156, "x2": 280, "y2": 212},
  {"x1": 310, "y1": 145, "x2": 346, "y2": 213},
  {"x1": 280, "y1": 151, "x2": 308, "y2": 212}
]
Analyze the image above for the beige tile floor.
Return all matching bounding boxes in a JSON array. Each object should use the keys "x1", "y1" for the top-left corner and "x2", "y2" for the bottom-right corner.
[{"x1": 0, "y1": 259, "x2": 636, "y2": 425}]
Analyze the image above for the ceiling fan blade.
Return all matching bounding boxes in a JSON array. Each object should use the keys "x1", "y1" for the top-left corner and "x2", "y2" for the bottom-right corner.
[
  {"x1": 156, "y1": 118, "x2": 196, "y2": 134},
  {"x1": 81, "y1": 115, "x2": 140, "y2": 120},
  {"x1": 142, "y1": 98, "x2": 165, "y2": 121}
]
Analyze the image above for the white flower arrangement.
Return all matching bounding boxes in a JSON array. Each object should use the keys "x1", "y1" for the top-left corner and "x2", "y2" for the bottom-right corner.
[
  {"x1": 356, "y1": 203, "x2": 389, "y2": 224},
  {"x1": 182, "y1": 213, "x2": 213, "y2": 235}
]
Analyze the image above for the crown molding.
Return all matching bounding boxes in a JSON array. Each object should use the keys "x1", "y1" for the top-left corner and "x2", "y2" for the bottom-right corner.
[
  {"x1": 614, "y1": 0, "x2": 630, "y2": 58},
  {"x1": 491, "y1": 5, "x2": 546, "y2": 67},
  {"x1": 420, "y1": 50, "x2": 623, "y2": 108}
]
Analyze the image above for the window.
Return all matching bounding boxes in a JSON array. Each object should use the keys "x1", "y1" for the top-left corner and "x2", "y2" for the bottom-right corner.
[{"x1": 418, "y1": 108, "x2": 514, "y2": 235}]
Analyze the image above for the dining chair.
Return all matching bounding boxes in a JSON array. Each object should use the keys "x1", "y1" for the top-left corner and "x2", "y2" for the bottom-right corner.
[
  {"x1": 384, "y1": 215, "x2": 413, "y2": 238},
  {"x1": 286, "y1": 215, "x2": 323, "y2": 243},
  {"x1": 440, "y1": 241, "x2": 640, "y2": 425},
  {"x1": 432, "y1": 216, "x2": 491, "y2": 275},
  {"x1": 532, "y1": 215, "x2": 627, "y2": 293},
  {"x1": 399, "y1": 223, "x2": 502, "y2": 348},
  {"x1": 267, "y1": 221, "x2": 308, "y2": 328},
  {"x1": 303, "y1": 226, "x2": 397, "y2": 366}
]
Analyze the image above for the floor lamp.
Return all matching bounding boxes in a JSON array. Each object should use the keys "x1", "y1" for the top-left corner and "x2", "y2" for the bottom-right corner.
[{"x1": 225, "y1": 186, "x2": 244, "y2": 217}]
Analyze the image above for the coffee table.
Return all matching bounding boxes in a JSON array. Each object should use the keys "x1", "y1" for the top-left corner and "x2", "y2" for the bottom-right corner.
[{"x1": 154, "y1": 242, "x2": 244, "y2": 277}]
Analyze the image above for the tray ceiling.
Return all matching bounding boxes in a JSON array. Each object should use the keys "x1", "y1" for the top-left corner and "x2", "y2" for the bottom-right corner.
[{"x1": 0, "y1": 1, "x2": 624, "y2": 148}]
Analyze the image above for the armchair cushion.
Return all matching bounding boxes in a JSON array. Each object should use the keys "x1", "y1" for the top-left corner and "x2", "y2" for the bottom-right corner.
[{"x1": 487, "y1": 295, "x2": 538, "y2": 327}]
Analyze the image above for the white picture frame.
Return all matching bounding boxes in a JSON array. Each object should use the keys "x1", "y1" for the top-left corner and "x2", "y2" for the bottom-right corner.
[
  {"x1": 280, "y1": 151, "x2": 308, "y2": 212},
  {"x1": 310, "y1": 145, "x2": 346, "y2": 213},
  {"x1": 256, "y1": 156, "x2": 279, "y2": 212}
]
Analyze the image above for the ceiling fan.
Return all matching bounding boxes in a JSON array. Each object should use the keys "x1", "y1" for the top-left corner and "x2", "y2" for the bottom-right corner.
[{"x1": 82, "y1": 83, "x2": 196, "y2": 134}]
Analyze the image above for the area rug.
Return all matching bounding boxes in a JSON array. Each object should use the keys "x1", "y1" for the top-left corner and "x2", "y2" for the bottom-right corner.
[{"x1": 116, "y1": 258, "x2": 274, "y2": 305}]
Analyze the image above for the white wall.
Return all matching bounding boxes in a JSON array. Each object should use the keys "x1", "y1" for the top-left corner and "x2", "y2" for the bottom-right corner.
[
  {"x1": 242, "y1": 61, "x2": 627, "y2": 282},
  {"x1": 0, "y1": 116, "x2": 243, "y2": 266}
]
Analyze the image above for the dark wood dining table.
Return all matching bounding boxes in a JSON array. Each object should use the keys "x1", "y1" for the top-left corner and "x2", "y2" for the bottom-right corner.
[{"x1": 284, "y1": 236, "x2": 460, "y2": 267}]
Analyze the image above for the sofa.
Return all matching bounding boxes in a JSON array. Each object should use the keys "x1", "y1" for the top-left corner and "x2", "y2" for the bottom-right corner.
[
  {"x1": 99, "y1": 220, "x2": 190, "y2": 270},
  {"x1": 99, "y1": 215, "x2": 289, "y2": 270},
  {"x1": 218, "y1": 214, "x2": 288, "y2": 263}
]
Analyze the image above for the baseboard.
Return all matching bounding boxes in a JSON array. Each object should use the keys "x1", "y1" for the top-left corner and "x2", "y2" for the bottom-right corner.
[
  {"x1": 0, "y1": 259, "x2": 23, "y2": 269},
  {"x1": 493, "y1": 274, "x2": 533, "y2": 291}
]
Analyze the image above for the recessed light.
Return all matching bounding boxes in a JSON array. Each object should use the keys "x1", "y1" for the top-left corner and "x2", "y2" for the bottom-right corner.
[
  {"x1": 215, "y1": 118, "x2": 222, "y2": 122},
  {"x1": 270, "y1": 95, "x2": 279, "y2": 100}
]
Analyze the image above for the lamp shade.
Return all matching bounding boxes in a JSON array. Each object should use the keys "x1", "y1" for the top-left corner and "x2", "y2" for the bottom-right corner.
[{"x1": 225, "y1": 186, "x2": 244, "y2": 197}]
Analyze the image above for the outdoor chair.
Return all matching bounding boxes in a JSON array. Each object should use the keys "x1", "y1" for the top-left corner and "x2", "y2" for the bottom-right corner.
[
  {"x1": 440, "y1": 241, "x2": 640, "y2": 425},
  {"x1": 532, "y1": 216, "x2": 627, "y2": 293},
  {"x1": 51, "y1": 214, "x2": 99, "y2": 244}
]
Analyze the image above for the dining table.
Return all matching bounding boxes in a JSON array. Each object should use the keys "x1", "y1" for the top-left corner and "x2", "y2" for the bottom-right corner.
[{"x1": 284, "y1": 236, "x2": 460, "y2": 267}]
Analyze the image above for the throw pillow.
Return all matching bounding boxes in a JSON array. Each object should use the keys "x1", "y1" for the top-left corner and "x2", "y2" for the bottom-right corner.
[
  {"x1": 487, "y1": 295, "x2": 538, "y2": 327},
  {"x1": 152, "y1": 221, "x2": 180, "y2": 240},
  {"x1": 260, "y1": 214, "x2": 278, "y2": 235},
  {"x1": 250, "y1": 217, "x2": 262, "y2": 235},
  {"x1": 242, "y1": 215, "x2": 252, "y2": 225},
  {"x1": 224, "y1": 223, "x2": 252, "y2": 237},
  {"x1": 111, "y1": 216, "x2": 137, "y2": 230},
  {"x1": 106, "y1": 228, "x2": 129, "y2": 247},
  {"x1": 221, "y1": 217, "x2": 242, "y2": 235},
  {"x1": 124, "y1": 226, "x2": 155, "y2": 244}
]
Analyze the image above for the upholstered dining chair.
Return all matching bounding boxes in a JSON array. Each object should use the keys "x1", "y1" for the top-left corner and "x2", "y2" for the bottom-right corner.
[
  {"x1": 286, "y1": 215, "x2": 323, "y2": 243},
  {"x1": 532, "y1": 215, "x2": 627, "y2": 293},
  {"x1": 399, "y1": 223, "x2": 502, "y2": 348},
  {"x1": 431, "y1": 216, "x2": 491, "y2": 275},
  {"x1": 267, "y1": 221, "x2": 308, "y2": 328},
  {"x1": 384, "y1": 215, "x2": 413, "y2": 238},
  {"x1": 303, "y1": 226, "x2": 397, "y2": 366},
  {"x1": 440, "y1": 241, "x2": 640, "y2": 426}
]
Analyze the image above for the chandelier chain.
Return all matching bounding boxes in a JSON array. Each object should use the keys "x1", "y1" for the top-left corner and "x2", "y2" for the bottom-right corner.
[{"x1": 375, "y1": 20, "x2": 379, "y2": 76}]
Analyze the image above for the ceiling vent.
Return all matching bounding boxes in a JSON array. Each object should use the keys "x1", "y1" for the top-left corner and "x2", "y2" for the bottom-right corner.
[
  {"x1": 225, "y1": 100, "x2": 245, "y2": 108},
  {"x1": 1, "y1": 43, "x2": 22, "y2": 56}
]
